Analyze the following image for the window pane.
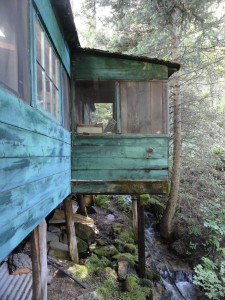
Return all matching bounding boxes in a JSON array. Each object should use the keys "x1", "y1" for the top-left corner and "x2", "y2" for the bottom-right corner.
[
  {"x1": 52, "y1": 51, "x2": 58, "y2": 86},
  {"x1": 52, "y1": 86, "x2": 58, "y2": 119},
  {"x1": 37, "y1": 64, "x2": 45, "y2": 107},
  {"x1": 0, "y1": 1, "x2": 30, "y2": 102},
  {"x1": 36, "y1": 19, "x2": 44, "y2": 66},
  {"x1": 46, "y1": 77, "x2": 52, "y2": 114},
  {"x1": 45, "y1": 38, "x2": 52, "y2": 77}
]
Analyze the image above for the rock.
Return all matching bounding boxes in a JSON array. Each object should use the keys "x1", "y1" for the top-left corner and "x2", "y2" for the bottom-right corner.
[
  {"x1": 75, "y1": 223, "x2": 95, "y2": 244},
  {"x1": 47, "y1": 231, "x2": 59, "y2": 243},
  {"x1": 118, "y1": 260, "x2": 129, "y2": 280},
  {"x1": 118, "y1": 259, "x2": 137, "y2": 280},
  {"x1": 8, "y1": 253, "x2": 32, "y2": 275},
  {"x1": 140, "y1": 278, "x2": 153, "y2": 288},
  {"x1": 106, "y1": 214, "x2": 115, "y2": 222},
  {"x1": 77, "y1": 237, "x2": 89, "y2": 254},
  {"x1": 146, "y1": 267, "x2": 160, "y2": 281},
  {"x1": 86, "y1": 206, "x2": 98, "y2": 214},
  {"x1": 94, "y1": 245, "x2": 119, "y2": 258},
  {"x1": 48, "y1": 225, "x2": 61, "y2": 235},
  {"x1": 49, "y1": 241, "x2": 69, "y2": 260},
  {"x1": 76, "y1": 291, "x2": 100, "y2": 300},
  {"x1": 59, "y1": 232, "x2": 68, "y2": 245},
  {"x1": 170, "y1": 239, "x2": 188, "y2": 257},
  {"x1": 96, "y1": 238, "x2": 108, "y2": 246}
]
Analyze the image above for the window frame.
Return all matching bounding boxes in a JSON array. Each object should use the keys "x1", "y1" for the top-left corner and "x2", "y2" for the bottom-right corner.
[{"x1": 31, "y1": 7, "x2": 63, "y2": 124}]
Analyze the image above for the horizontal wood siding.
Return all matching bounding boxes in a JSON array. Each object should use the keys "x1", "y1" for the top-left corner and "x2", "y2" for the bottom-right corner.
[
  {"x1": 72, "y1": 134, "x2": 169, "y2": 194},
  {"x1": 34, "y1": 0, "x2": 71, "y2": 75},
  {"x1": 0, "y1": 89, "x2": 71, "y2": 262},
  {"x1": 75, "y1": 54, "x2": 168, "y2": 81}
]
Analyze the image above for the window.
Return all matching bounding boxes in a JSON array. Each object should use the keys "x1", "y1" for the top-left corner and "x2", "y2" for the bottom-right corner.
[
  {"x1": 0, "y1": 1, "x2": 30, "y2": 102},
  {"x1": 35, "y1": 18, "x2": 59, "y2": 119}
]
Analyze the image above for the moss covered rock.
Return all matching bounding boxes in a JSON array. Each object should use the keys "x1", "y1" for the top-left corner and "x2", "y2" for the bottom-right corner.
[{"x1": 94, "y1": 245, "x2": 119, "y2": 258}]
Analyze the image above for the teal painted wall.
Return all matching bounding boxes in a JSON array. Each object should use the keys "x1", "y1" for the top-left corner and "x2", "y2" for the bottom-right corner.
[
  {"x1": 71, "y1": 134, "x2": 169, "y2": 194},
  {"x1": 0, "y1": 0, "x2": 72, "y2": 263},
  {"x1": 0, "y1": 88, "x2": 71, "y2": 262},
  {"x1": 74, "y1": 54, "x2": 168, "y2": 81}
]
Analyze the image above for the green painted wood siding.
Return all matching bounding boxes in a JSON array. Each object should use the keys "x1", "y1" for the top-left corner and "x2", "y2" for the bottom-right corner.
[
  {"x1": 71, "y1": 134, "x2": 169, "y2": 194},
  {"x1": 74, "y1": 54, "x2": 168, "y2": 81},
  {"x1": 0, "y1": 88, "x2": 71, "y2": 262},
  {"x1": 34, "y1": 0, "x2": 71, "y2": 75}
]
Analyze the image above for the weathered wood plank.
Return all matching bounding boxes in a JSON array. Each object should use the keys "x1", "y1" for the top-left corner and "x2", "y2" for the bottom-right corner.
[
  {"x1": 73, "y1": 135, "x2": 168, "y2": 147},
  {"x1": 73, "y1": 145, "x2": 167, "y2": 159},
  {"x1": 71, "y1": 180, "x2": 170, "y2": 195},
  {"x1": 64, "y1": 197, "x2": 79, "y2": 263},
  {"x1": 72, "y1": 169, "x2": 168, "y2": 181},
  {"x1": 0, "y1": 183, "x2": 70, "y2": 262},
  {"x1": 0, "y1": 123, "x2": 70, "y2": 158},
  {"x1": 72, "y1": 157, "x2": 168, "y2": 170},
  {"x1": 31, "y1": 220, "x2": 47, "y2": 300},
  {"x1": 0, "y1": 157, "x2": 70, "y2": 193},
  {"x1": 151, "y1": 82, "x2": 163, "y2": 134},
  {"x1": 0, "y1": 171, "x2": 71, "y2": 228},
  {"x1": 0, "y1": 88, "x2": 70, "y2": 143},
  {"x1": 34, "y1": 0, "x2": 70, "y2": 75},
  {"x1": 75, "y1": 54, "x2": 168, "y2": 80}
]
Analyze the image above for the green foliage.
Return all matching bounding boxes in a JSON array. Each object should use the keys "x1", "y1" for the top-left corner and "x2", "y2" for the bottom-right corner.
[
  {"x1": 116, "y1": 196, "x2": 131, "y2": 213},
  {"x1": 94, "y1": 195, "x2": 110, "y2": 209},
  {"x1": 194, "y1": 258, "x2": 225, "y2": 300},
  {"x1": 91, "y1": 103, "x2": 113, "y2": 128},
  {"x1": 140, "y1": 194, "x2": 151, "y2": 206}
]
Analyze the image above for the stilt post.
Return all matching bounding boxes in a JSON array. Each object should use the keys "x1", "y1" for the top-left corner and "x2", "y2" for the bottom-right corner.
[
  {"x1": 132, "y1": 195, "x2": 138, "y2": 243},
  {"x1": 64, "y1": 196, "x2": 79, "y2": 263},
  {"x1": 31, "y1": 219, "x2": 47, "y2": 300},
  {"x1": 137, "y1": 196, "x2": 146, "y2": 278}
]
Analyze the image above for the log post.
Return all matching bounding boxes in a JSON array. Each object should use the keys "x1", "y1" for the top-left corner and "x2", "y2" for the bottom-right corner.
[
  {"x1": 132, "y1": 196, "x2": 138, "y2": 243},
  {"x1": 137, "y1": 196, "x2": 146, "y2": 278},
  {"x1": 31, "y1": 220, "x2": 47, "y2": 300},
  {"x1": 64, "y1": 196, "x2": 79, "y2": 263},
  {"x1": 77, "y1": 194, "x2": 88, "y2": 217}
]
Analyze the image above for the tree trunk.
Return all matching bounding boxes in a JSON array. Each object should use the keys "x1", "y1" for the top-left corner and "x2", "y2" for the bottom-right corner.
[{"x1": 160, "y1": 14, "x2": 181, "y2": 240}]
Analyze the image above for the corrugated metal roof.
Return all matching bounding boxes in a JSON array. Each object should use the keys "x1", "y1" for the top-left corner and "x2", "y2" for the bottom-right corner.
[{"x1": 0, "y1": 262, "x2": 32, "y2": 300}]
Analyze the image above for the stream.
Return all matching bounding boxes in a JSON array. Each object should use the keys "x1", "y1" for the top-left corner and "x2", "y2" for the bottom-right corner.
[{"x1": 144, "y1": 211, "x2": 207, "y2": 300}]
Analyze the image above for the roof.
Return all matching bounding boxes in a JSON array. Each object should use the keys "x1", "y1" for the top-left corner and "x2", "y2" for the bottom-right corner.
[
  {"x1": 51, "y1": 0, "x2": 180, "y2": 76},
  {"x1": 75, "y1": 47, "x2": 181, "y2": 76},
  {"x1": 51, "y1": 0, "x2": 80, "y2": 50}
]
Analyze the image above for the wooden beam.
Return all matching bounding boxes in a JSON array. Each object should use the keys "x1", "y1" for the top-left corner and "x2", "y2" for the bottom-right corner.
[
  {"x1": 77, "y1": 194, "x2": 88, "y2": 217},
  {"x1": 137, "y1": 196, "x2": 146, "y2": 278},
  {"x1": 31, "y1": 220, "x2": 47, "y2": 300},
  {"x1": 64, "y1": 197, "x2": 79, "y2": 263},
  {"x1": 132, "y1": 196, "x2": 138, "y2": 243}
]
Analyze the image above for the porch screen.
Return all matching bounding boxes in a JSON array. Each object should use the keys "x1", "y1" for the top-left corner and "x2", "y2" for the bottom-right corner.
[{"x1": 0, "y1": 1, "x2": 30, "y2": 102}]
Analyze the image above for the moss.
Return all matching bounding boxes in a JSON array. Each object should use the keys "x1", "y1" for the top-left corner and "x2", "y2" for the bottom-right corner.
[
  {"x1": 87, "y1": 254, "x2": 111, "y2": 274},
  {"x1": 124, "y1": 274, "x2": 139, "y2": 292},
  {"x1": 94, "y1": 195, "x2": 110, "y2": 209},
  {"x1": 120, "y1": 230, "x2": 134, "y2": 244},
  {"x1": 113, "y1": 223, "x2": 123, "y2": 235},
  {"x1": 124, "y1": 243, "x2": 137, "y2": 255},
  {"x1": 98, "y1": 278, "x2": 120, "y2": 299},
  {"x1": 67, "y1": 264, "x2": 89, "y2": 280},
  {"x1": 123, "y1": 275, "x2": 151, "y2": 300},
  {"x1": 146, "y1": 267, "x2": 160, "y2": 281},
  {"x1": 140, "y1": 194, "x2": 151, "y2": 206},
  {"x1": 114, "y1": 239, "x2": 125, "y2": 252},
  {"x1": 94, "y1": 245, "x2": 119, "y2": 257},
  {"x1": 113, "y1": 252, "x2": 138, "y2": 264}
]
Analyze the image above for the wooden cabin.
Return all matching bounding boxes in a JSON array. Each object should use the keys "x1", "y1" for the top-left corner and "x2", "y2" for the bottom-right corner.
[
  {"x1": 0, "y1": 0, "x2": 79, "y2": 263},
  {"x1": 0, "y1": 0, "x2": 180, "y2": 272},
  {"x1": 71, "y1": 49, "x2": 180, "y2": 195}
]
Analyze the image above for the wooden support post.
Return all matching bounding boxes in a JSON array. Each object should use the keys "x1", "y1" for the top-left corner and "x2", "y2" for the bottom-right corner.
[
  {"x1": 78, "y1": 194, "x2": 88, "y2": 217},
  {"x1": 132, "y1": 196, "x2": 138, "y2": 243},
  {"x1": 137, "y1": 196, "x2": 146, "y2": 278},
  {"x1": 31, "y1": 220, "x2": 47, "y2": 300},
  {"x1": 64, "y1": 196, "x2": 79, "y2": 263}
]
